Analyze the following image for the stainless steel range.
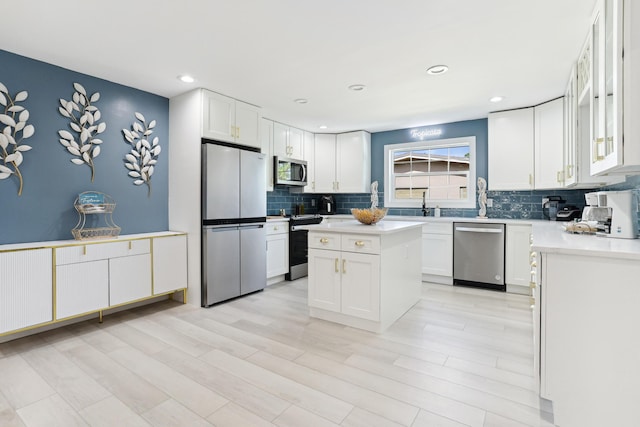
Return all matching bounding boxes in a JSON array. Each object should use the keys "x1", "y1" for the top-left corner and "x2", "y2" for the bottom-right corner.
[{"x1": 286, "y1": 214, "x2": 323, "y2": 280}]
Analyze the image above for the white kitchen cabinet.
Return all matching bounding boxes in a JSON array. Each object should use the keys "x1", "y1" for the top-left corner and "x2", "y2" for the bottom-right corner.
[
  {"x1": 336, "y1": 131, "x2": 371, "y2": 193},
  {"x1": 313, "y1": 131, "x2": 371, "y2": 193},
  {"x1": 202, "y1": 89, "x2": 261, "y2": 148},
  {"x1": 308, "y1": 224, "x2": 421, "y2": 332},
  {"x1": 314, "y1": 134, "x2": 337, "y2": 193},
  {"x1": 152, "y1": 234, "x2": 188, "y2": 295},
  {"x1": 421, "y1": 221, "x2": 452, "y2": 284},
  {"x1": 266, "y1": 220, "x2": 289, "y2": 281},
  {"x1": 302, "y1": 131, "x2": 315, "y2": 193},
  {"x1": 488, "y1": 107, "x2": 534, "y2": 190},
  {"x1": 589, "y1": 0, "x2": 640, "y2": 175},
  {"x1": 56, "y1": 260, "x2": 109, "y2": 320},
  {"x1": 0, "y1": 248, "x2": 52, "y2": 335},
  {"x1": 505, "y1": 224, "x2": 532, "y2": 294},
  {"x1": 564, "y1": 66, "x2": 578, "y2": 187},
  {"x1": 534, "y1": 98, "x2": 564, "y2": 189},
  {"x1": 261, "y1": 118, "x2": 275, "y2": 191},
  {"x1": 538, "y1": 251, "x2": 640, "y2": 426},
  {"x1": 273, "y1": 122, "x2": 303, "y2": 159}
]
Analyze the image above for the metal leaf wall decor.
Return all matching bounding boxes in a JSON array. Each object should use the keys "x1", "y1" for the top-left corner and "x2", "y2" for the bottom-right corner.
[
  {"x1": 122, "y1": 112, "x2": 161, "y2": 197},
  {"x1": 0, "y1": 82, "x2": 35, "y2": 196},
  {"x1": 58, "y1": 82, "x2": 106, "y2": 182}
]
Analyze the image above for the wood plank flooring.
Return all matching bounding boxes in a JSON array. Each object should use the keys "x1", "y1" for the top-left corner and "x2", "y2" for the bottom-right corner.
[{"x1": 0, "y1": 281, "x2": 554, "y2": 426}]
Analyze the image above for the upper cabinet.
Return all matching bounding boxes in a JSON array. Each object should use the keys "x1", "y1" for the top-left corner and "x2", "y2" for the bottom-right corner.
[
  {"x1": 273, "y1": 122, "x2": 304, "y2": 159},
  {"x1": 534, "y1": 98, "x2": 565, "y2": 189},
  {"x1": 261, "y1": 118, "x2": 275, "y2": 192},
  {"x1": 202, "y1": 90, "x2": 261, "y2": 149},
  {"x1": 488, "y1": 107, "x2": 535, "y2": 190},
  {"x1": 302, "y1": 131, "x2": 315, "y2": 193},
  {"x1": 314, "y1": 131, "x2": 371, "y2": 193},
  {"x1": 588, "y1": 0, "x2": 640, "y2": 175}
]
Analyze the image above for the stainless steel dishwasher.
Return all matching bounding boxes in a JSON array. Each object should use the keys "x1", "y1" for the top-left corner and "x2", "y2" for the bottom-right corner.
[{"x1": 453, "y1": 222, "x2": 506, "y2": 291}]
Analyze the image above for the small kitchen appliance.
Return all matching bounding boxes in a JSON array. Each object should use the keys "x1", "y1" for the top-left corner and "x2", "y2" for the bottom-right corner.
[
  {"x1": 542, "y1": 196, "x2": 565, "y2": 220},
  {"x1": 555, "y1": 205, "x2": 582, "y2": 221},
  {"x1": 318, "y1": 195, "x2": 335, "y2": 215},
  {"x1": 595, "y1": 190, "x2": 638, "y2": 239},
  {"x1": 582, "y1": 191, "x2": 611, "y2": 224}
]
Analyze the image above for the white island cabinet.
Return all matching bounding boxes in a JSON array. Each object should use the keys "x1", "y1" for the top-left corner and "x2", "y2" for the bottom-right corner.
[{"x1": 306, "y1": 220, "x2": 422, "y2": 333}]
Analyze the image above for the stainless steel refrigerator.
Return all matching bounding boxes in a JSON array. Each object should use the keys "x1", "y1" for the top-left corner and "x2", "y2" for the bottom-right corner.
[{"x1": 201, "y1": 141, "x2": 267, "y2": 307}]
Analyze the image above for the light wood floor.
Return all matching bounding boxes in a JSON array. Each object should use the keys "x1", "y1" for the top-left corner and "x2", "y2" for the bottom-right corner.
[{"x1": 0, "y1": 280, "x2": 554, "y2": 427}]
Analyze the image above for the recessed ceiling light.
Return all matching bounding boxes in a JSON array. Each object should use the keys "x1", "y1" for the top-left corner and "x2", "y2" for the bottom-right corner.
[
  {"x1": 178, "y1": 74, "x2": 195, "y2": 83},
  {"x1": 426, "y1": 65, "x2": 449, "y2": 75},
  {"x1": 348, "y1": 84, "x2": 366, "y2": 91},
  {"x1": 319, "y1": 125, "x2": 328, "y2": 129},
  {"x1": 294, "y1": 98, "x2": 308, "y2": 104},
  {"x1": 490, "y1": 96, "x2": 504, "y2": 103}
]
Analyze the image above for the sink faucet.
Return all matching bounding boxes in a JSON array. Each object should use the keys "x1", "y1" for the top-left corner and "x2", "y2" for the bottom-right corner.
[{"x1": 422, "y1": 191, "x2": 430, "y2": 216}]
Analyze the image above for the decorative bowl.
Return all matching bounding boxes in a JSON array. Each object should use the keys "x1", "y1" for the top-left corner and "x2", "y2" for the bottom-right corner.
[{"x1": 351, "y1": 208, "x2": 388, "y2": 225}]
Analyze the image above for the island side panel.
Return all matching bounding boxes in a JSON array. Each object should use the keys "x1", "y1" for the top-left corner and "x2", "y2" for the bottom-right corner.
[{"x1": 379, "y1": 227, "x2": 422, "y2": 330}]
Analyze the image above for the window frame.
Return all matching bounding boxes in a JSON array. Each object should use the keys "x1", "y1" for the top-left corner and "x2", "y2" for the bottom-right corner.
[{"x1": 383, "y1": 136, "x2": 476, "y2": 209}]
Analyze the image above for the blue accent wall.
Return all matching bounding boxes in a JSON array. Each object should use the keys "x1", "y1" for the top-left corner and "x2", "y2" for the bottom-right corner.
[{"x1": 0, "y1": 50, "x2": 169, "y2": 244}]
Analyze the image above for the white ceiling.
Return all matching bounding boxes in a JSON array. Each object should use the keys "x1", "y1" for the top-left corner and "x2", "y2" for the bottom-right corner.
[{"x1": 2, "y1": 0, "x2": 596, "y2": 133}]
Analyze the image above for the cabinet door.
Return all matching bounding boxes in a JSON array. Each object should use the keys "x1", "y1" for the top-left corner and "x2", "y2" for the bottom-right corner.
[
  {"x1": 314, "y1": 134, "x2": 337, "y2": 193},
  {"x1": 488, "y1": 108, "x2": 534, "y2": 190},
  {"x1": 302, "y1": 131, "x2": 315, "y2": 193},
  {"x1": 308, "y1": 249, "x2": 341, "y2": 312},
  {"x1": 564, "y1": 68, "x2": 578, "y2": 187},
  {"x1": 202, "y1": 90, "x2": 235, "y2": 143},
  {"x1": 288, "y1": 127, "x2": 304, "y2": 159},
  {"x1": 336, "y1": 131, "x2": 371, "y2": 193},
  {"x1": 153, "y1": 235, "x2": 188, "y2": 295},
  {"x1": 261, "y1": 119, "x2": 275, "y2": 191},
  {"x1": 235, "y1": 100, "x2": 261, "y2": 148},
  {"x1": 273, "y1": 122, "x2": 290, "y2": 158},
  {"x1": 0, "y1": 249, "x2": 52, "y2": 334},
  {"x1": 56, "y1": 260, "x2": 109, "y2": 319},
  {"x1": 266, "y1": 233, "x2": 289, "y2": 278},
  {"x1": 505, "y1": 224, "x2": 532, "y2": 289},
  {"x1": 109, "y1": 254, "x2": 152, "y2": 306},
  {"x1": 341, "y1": 251, "x2": 380, "y2": 321},
  {"x1": 535, "y1": 98, "x2": 565, "y2": 189},
  {"x1": 422, "y1": 233, "x2": 453, "y2": 277}
]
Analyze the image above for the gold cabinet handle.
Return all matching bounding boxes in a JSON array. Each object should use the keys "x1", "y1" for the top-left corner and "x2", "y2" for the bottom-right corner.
[
  {"x1": 530, "y1": 251, "x2": 537, "y2": 258},
  {"x1": 530, "y1": 281, "x2": 537, "y2": 289},
  {"x1": 129, "y1": 241, "x2": 133, "y2": 250},
  {"x1": 530, "y1": 261, "x2": 537, "y2": 268},
  {"x1": 273, "y1": 226, "x2": 278, "y2": 231},
  {"x1": 529, "y1": 297, "x2": 535, "y2": 306},
  {"x1": 567, "y1": 164, "x2": 574, "y2": 178},
  {"x1": 528, "y1": 173, "x2": 533, "y2": 187},
  {"x1": 236, "y1": 126, "x2": 240, "y2": 139},
  {"x1": 557, "y1": 171, "x2": 563, "y2": 183},
  {"x1": 355, "y1": 241, "x2": 365, "y2": 247},
  {"x1": 342, "y1": 259, "x2": 346, "y2": 274},
  {"x1": 335, "y1": 258, "x2": 339, "y2": 273},
  {"x1": 83, "y1": 245, "x2": 87, "y2": 255},
  {"x1": 320, "y1": 237, "x2": 329, "y2": 244}
]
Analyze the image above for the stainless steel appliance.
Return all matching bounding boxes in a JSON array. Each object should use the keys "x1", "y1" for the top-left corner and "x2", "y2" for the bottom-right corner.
[
  {"x1": 317, "y1": 195, "x2": 335, "y2": 215},
  {"x1": 202, "y1": 141, "x2": 267, "y2": 306},
  {"x1": 453, "y1": 222, "x2": 505, "y2": 291},
  {"x1": 542, "y1": 196, "x2": 565, "y2": 220},
  {"x1": 286, "y1": 214, "x2": 323, "y2": 281},
  {"x1": 274, "y1": 156, "x2": 307, "y2": 186}
]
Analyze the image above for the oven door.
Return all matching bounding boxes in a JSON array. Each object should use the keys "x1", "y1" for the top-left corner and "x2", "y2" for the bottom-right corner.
[{"x1": 286, "y1": 226, "x2": 309, "y2": 280}]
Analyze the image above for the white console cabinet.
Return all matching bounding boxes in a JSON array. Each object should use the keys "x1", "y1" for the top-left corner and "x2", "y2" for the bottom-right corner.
[
  {"x1": 0, "y1": 232, "x2": 187, "y2": 340},
  {"x1": 0, "y1": 248, "x2": 53, "y2": 334}
]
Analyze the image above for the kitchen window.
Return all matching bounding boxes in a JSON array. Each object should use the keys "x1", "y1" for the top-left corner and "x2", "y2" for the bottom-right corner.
[{"x1": 384, "y1": 136, "x2": 476, "y2": 209}]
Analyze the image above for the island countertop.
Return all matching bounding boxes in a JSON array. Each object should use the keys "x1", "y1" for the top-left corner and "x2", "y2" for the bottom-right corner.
[{"x1": 299, "y1": 219, "x2": 423, "y2": 235}]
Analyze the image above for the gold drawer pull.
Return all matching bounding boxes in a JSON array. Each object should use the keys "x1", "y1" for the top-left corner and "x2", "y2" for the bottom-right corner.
[
  {"x1": 355, "y1": 241, "x2": 365, "y2": 247},
  {"x1": 320, "y1": 237, "x2": 329, "y2": 244},
  {"x1": 335, "y1": 258, "x2": 339, "y2": 273},
  {"x1": 530, "y1": 297, "x2": 535, "y2": 306},
  {"x1": 343, "y1": 259, "x2": 347, "y2": 274},
  {"x1": 129, "y1": 241, "x2": 133, "y2": 250},
  {"x1": 530, "y1": 261, "x2": 537, "y2": 268},
  {"x1": 83, "y1": 245, "x2": 87, "y2": 255},
  {"x1": 530, "y1": 281, "x2": 537, "y2": 289}
]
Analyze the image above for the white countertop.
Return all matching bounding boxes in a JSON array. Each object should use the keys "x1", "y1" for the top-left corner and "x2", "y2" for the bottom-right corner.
[
  {"x1": 325, "y1": 214, "x2": 546, "y2": 225},
  {"x1": 0, "y1": 231, "x2": 185, "y2": 252},
  {"x1": 302, "y1": 219, "x2": 423, "y2": 235}
]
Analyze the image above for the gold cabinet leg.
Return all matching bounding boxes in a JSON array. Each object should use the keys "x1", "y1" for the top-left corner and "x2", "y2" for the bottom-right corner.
[
  {"x1": 183, "y1": 289, "x2": 187, "y2": 304},
  {"x1": 99, "y1": 311, "x2": 103, "y2": 323}
]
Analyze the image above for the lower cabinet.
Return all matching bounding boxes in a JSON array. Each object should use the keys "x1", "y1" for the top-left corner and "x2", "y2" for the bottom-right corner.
[
  {"x1": 421, "y1": 222, "x2": 453, "y2": 283},
  {"x1": 56, "y1": 260, "x2": 110, "y2": 319},
  {"x1": 0, "y1": 248, "x2": 53, "y2": 334},
  {"x1": 505, "y1": 224, "x2": 532, "y2": 293},
  {"x1": 266, "y1": 220, "x2": 289, "y2": 279},
  {"x1": 109, "y1": 253, "x2": 152, "y2": 306},
  {"x1": 308, "y1": 248, "x2": 380, "y2": 321},
  {"x1": 152, "y1": 234, "x2": 188, "y2": 295}
]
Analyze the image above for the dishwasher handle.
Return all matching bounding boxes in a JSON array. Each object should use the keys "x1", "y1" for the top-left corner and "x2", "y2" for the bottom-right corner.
[{"x1": 455, "y1": 226, "x2": 503, "y2": 234}]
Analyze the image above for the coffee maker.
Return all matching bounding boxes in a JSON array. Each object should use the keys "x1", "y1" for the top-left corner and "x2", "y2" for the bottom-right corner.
[
  {"x1": 582, "y1": 190, "x2": 638, "y2": 239},
  {"x1": 317, "y1": 195, "x2": 335, "y2": 215},
  {"x1": 593, "y1": 190, "x2": 639, "y2": 239}
]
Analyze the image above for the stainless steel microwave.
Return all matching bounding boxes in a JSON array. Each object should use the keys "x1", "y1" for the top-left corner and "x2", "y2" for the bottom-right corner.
[{"x1": 274, "y1": 156, "x2": 307, "y2": 186}]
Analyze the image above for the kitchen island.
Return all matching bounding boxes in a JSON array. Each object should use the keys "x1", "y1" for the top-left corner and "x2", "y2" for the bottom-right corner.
[{"x1": 302, "y1": 220, "x2": 422, "y2": 333}]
